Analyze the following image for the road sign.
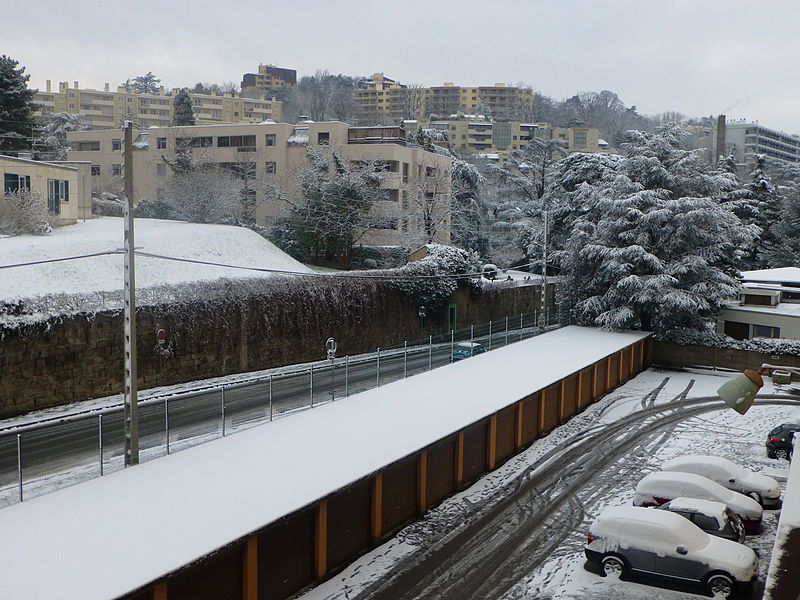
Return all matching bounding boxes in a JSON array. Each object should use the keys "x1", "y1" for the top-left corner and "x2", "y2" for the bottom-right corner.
[{"x1": 326, "y1": 337, "x2": 337, "y2": 360}]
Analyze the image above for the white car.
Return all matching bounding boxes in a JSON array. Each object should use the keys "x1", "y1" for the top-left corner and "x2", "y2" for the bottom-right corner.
[
  {"x1": 633, "y1": 471, "x2": 763, "y2": 534},
  {"x1": 585, "y1": 506, "x2": 757, "y2": 599},
  {"x1": 661, "y1": 454, "x2": 781, "y2": 508}
]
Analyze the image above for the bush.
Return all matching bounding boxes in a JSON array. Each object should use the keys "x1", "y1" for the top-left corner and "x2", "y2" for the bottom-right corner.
[
  {"x1": 92, "y1": 195, "x2": 124, "y2": 217},
  {"x1": 0, "y1": 189, "x2": 54, "y2": 235},
  {"x1": 658, "y1": 328, "x2": 800, "y2": 357}
]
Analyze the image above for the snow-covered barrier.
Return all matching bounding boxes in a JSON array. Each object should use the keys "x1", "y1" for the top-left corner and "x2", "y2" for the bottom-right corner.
[{"x1": 0, "y1": 326, "x2": 650, "y2": 600}]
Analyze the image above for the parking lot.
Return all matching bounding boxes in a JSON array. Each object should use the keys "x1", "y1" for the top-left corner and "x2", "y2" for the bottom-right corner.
[{"x1": 300, "y1": 367, "x2": 797, "y2": 600}]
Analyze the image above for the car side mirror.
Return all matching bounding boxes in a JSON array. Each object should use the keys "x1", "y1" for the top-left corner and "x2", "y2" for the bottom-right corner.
[
  {"x1": 728, "y1": 478, "x2": 735, "y2": 483},
  {"x1": 676, "y1": 546, "x2": 688, "y2": 555}
]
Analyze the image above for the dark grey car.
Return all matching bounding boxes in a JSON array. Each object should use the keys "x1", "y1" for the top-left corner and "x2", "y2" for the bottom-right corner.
[{"x1": 657, "y1": 497, "x2": 746, "y2": 543}]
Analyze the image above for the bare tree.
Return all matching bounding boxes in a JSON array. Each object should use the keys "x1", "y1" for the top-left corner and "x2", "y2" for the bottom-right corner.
[
  {"x1": 398, "y1": 84, "x2": 427, "y2": 121},
  {"x1": 406, "y1": 161, "x2": 454, "y2": 244},
  {"x1": 0, "y1": 189, "x2": 54, "y2": 235}
]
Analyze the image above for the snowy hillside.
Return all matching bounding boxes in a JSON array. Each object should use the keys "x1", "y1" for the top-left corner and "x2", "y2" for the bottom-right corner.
[{"x1": 0, "y1": 217, "x2": 313, "y2": 301}]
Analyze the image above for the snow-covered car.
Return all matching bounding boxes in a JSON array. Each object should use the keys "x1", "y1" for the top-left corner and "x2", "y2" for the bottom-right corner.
[
  {"x1": 585, "y1": 506, "x2": 757, "y2": 599},
  {"x1": 661, "y1": 454, "x2": 781, "y2": 508},
  {"x1": 656, "y1": 497, "x2": 745, "y2": 543},
  {"x1": 633, "y1": 471, "x2": 763, "y2": 534},
  {"x1": 451, "y1": 342, "x2": 486, "y2": 361}
]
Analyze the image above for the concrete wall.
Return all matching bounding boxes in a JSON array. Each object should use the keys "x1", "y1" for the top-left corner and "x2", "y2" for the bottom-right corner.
[{"x1": 0, "y1": 281, "x2": 549, "y2": 418}]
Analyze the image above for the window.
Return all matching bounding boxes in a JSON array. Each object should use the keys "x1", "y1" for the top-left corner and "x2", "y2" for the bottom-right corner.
[
  {"x1": 317, "y1": 132, "x2": 330, "y2": 145},
  {"x1": 47, "y1": 179, "x2": 69, "y2": 213},
  {"x1": 265, "y1": 161, "x2": 277, "y2": 174},
  {"x1": 753, "y1": 324, "x2": 780, "y2": 338},
  {"x1": 401, "y1": 190, "x2": 409, "y2": 209},
  {"x1": 78, "y1": 141, "x2": 100, "y2": 151},
  {"x1": 402, "y1": 162, "x2": 409, "y2": 183},
  {"x1": 157, "y1": 163, "x2": 167, "y2": 176},
  {"x1": 217, "y1": 136, "x2": 230, "y2": 147},
  {"x1": 3, "y1": 173, "x2": 30, "y2": 193},
  {"x1": 573, "y1": 130, "x2": 587, "y2": 149},
  {"x1": 265, "y1": 134, "x2": 276, "y2": 146},
  {"x1": 425, "y1": 166, "x2": 435, "y2": 176},
  {"x1": 91, "y1": 165, "x2": 101, "y2": 176},
  {"x1": 157, "y1": 137, "x2": 167, "y2": 150},
  {"x1": 112, "y1": 164, "x2": 122, "y2": 176},
  {"x1": 111, "y1": 138, "x2": 121, "y2": 151},
  {"x1": 692, "y1": 514, "x2": 719, "y2": 530}
]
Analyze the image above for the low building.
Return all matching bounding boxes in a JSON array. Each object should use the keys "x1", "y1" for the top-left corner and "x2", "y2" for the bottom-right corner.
[
  {"x1": 66, "y1": 121, "x2": 452, "y2": 246},
  {"x1": 1, "y1": 154, "x2": 91, "y2": 224},
  {"x1": 33, "y1": 80, "x2": 282, "y2": 130},
  {"x1": 718, "y1": 268, "x2": 800, "y2": 340}
]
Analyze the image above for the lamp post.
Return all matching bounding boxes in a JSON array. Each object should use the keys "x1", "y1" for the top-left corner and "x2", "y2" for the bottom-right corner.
[
  {"x1": 717, "y1": 364, "x2": 800, "y2": 415},
  {"x1": 122, "y1": 121, "x2": 139, "y2": 466}
]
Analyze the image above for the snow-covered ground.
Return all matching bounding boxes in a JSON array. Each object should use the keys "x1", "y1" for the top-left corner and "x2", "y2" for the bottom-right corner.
[
  {"x1": 300, "y1": 368, "x2": 799, "y2": 600},
  {"x1": 0, "y1": 217, "x2": 313, "y2": 301}
]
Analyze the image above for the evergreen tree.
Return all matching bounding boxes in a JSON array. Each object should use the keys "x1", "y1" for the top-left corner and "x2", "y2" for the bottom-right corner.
[
  {"x1": 0, "y1": 55, "x2": 38, "y2": 153},
  {"x1": 744, "y1": 154, "x2": 781, "y2": 268},
  {"x1": 172, "y1": 89, "x2": 195, "y2": 126},
  {"x1": 34, "y1": 111, "x2": 87, "y2": 160},
  {"x1": 126, "y1": 72, "x2": 160, "y2": 95},
  {"x1": 767, "y1": 188, "x2": 800, "y2": 267}
]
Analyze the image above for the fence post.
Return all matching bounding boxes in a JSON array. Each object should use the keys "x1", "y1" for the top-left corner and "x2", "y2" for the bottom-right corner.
[
  {"x1": 428, "y1": 335, "x2": 433, "y2": 370},
  {"x1": 488, "y1": 320, "x2": 493, "y2": 350},
  {"x1": 404, "y1": 341, "x2": 408, "y2": 378},
  {"x1": 376, "y1": 348, "x2": 381, "y2": 387},
  {"x1": 520, "y1": 313, "x2": 524, "y2": 341},
  {"x1": 17, "y1": 434, "x2": 23, "y2": 502},
  {"x1": 99, "y1": 413, "x2": 104, "y2": 476},
  {"x1": 345, "y1": 356, "x2": 350, "y2": 397},
  {"x1": 505, "y1": 316, "x2": 509, "y2": 346},
  {"x1": 450, "y1": 330, "x2": 454, "y2": 363},
  {"x1": 269, "y1": 373, "x2": 273, "y2": 420},
  {"x1": 470, "y1": 324, "x2": 474, "y2": 347},
  {"x1": 310, "y1": 364, "x2": 315, "y2": 408},
  {"x1": 330, "y1": 357, "x2": 335, "y2": 401},
  {"x1": 221, "y1": 386, "x2": 226, "y2": 437},
  {"x1": 164, "y1": 397, "x2": 170, "y2": 455}
]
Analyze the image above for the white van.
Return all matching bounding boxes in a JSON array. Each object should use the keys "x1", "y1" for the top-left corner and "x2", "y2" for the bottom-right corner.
[{"x1": 585, "y1": 506, "x2": 757, "y2": 599}]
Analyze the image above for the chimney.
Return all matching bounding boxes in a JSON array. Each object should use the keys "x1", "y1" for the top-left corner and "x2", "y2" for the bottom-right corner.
[
  {"x1": 59, "y1": 81, "x2": 67, "y2": 93},
  {"x1": 74, "y1": 81, "x2": 79, "y2": 89},
  {"x1": 104, "y1": 83, "x2": 109, "y2": 92},
  {"x1": 46, "y1": 80, "x2": 52, "y2": 92},
  {"x1": 716, "y1": 114, "x2": 726, "y2": 164}
]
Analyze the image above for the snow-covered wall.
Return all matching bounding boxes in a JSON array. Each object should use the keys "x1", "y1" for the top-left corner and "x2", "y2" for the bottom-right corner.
[{"x1": 0, "y1": 281, "x2": 547, "y2": 417}]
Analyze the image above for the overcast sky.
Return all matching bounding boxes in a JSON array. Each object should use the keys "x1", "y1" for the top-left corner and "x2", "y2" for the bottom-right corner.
[{"x1": 7, "y1": 0, "x2": 800, "y2": 133}]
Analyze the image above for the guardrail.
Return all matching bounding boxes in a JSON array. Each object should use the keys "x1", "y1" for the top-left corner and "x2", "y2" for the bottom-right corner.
[{"x1": 0, "y1": 308, "x2": 564, "y2": 507}]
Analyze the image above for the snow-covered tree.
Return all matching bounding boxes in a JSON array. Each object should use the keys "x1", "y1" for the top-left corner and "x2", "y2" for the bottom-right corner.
[
  {"x1": 172, "y1": 89, "x2": 195, "y2": 126},
  {"x1": 0, "y1": 55, "x2": 37, "y2": 153},
  {"x1": 768, "y1": 188, "x2": 800, "y2": 267},
  {"x1": 0, "y1": 189, "x2": 53, "y2": 235},
  {"x1": 34, "y1": 112, "x2": 88, "y2": 160},
  {"x1": 125, "y1": 72, "x2": 160, "y2": 95},
  {"x1": 391, "y1": 244, "x2": 483, "y2": 307},
  {"x1": 162, "y1": 167, "x2": 242, "y2": 224},
  {"x1": 741, "y1": 155, "x2": 781, "y2": 269},
  {"x1": 548, "y1": 126, "x2": 756, "y2": 333}
]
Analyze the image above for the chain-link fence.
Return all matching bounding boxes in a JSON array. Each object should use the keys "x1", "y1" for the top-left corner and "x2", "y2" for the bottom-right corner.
[{"x1": 0, "y1": 308, "x2": 565, "y2": 507}]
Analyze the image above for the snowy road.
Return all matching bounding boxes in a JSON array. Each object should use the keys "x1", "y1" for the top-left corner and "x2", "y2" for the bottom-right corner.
[{"x1": 299, "y1": 369, "x2": 798, "y2": 600}]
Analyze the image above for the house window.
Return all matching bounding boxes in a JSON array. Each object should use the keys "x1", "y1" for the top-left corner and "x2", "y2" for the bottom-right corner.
[
  {"x1": 217, "y1": 136, "x2": 230, "y2": 147},
  {"x1": 112, "y1": 164, "x2": 122, "y2": 176},
  {"x1": 157, "y1": 163, "x2": 167, "y2": 176},
  {"x1": 265, "y1": 161, "x2": 277, "y2": 174},
  {"x1": 157, "y1": 137, "x2": 167, "y2": 149},
  {"x1": 753, "y1": 324, "x2": 780, "y2": 338},
  {"x1": 317, "y1": 132, "x2": 330, "y2": 145},
  {"x1": 3, "y1": 173, "x2": 31, "y2": 193},
  {"x1": 91, "y1": 165, "x2": 101, "y2": 176},
  {"x1": 47, "y1": 179, "x2": 69, "y2": 214},
  {"x1": 265, "y1": 134, "x2": 276, "y2": 146},
  {"x1": 78, "y1": 141, "x2": 101, "y2": 151},
  {"x1": 402, "y1": 162, "x2": 409, "y2": 183}
]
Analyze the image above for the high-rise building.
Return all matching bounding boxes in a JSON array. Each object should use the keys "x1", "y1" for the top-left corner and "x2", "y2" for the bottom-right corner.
[
  {"x1": 240, "y1": 64, "x2": 298, "y2": 96},
  {"x1": 713, "y1": 116, "x2": 800, "y2": 166},
  {"x1": 33, "y1": 81, "x2": 282, "y2": 130}
]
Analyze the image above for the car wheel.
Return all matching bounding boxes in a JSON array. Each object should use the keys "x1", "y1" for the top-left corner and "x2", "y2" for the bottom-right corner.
[
  {"x1": 706, "y1": 574, "x2": 734, "y2": 599},
  {"x1": 601, "y1": 555, "x2": 625, "y2": 579},
  {"x1": 775, "y1": 448, "x2": 789, "y2": 460},
  {"x1": 748, "y1": 491, "x2": 762, "y2": 504}
]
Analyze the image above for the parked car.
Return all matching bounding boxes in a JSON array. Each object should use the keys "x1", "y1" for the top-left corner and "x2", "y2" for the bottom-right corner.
[
  {"x1": 656, "y1": 497, "x2": 746, "y2": 543},
  {"x1": 633, "y1": 471, "x2": 763, "y2": 534},
  {"x1": 766, "y1": 423, "x2": 799, "y2": 461},
  {"x1": 661, "y1": 454, "x2": 781, "y2": 508},
  {"x1": 585, "y1": 506, "x2": 757, "y2": 599},
  {"x1": 452, "y1": 342, "x2": 486, "y2": 361}
]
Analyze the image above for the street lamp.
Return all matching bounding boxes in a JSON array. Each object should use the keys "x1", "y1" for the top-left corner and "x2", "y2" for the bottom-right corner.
[{"x1": 717, "y1": 364, "x2": 800, "y2": 415}]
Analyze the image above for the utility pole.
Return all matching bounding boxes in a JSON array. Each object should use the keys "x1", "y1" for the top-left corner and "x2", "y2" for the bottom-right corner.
[
  {"x1": 122, "y1": 121, "x2": 139, "y2": 466},
  {"x1": 540, "y1": 206, "x2": 548, "y2": 326}
]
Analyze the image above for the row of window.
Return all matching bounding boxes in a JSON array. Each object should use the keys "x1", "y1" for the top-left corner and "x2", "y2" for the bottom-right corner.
[{"x1": 3, "y1": 173, "x2": 68, "y2": 214}]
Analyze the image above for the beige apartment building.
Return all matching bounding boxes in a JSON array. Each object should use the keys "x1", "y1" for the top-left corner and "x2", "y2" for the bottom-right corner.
[
  {"x1": 1, "y1": 154, "x2": 92, "y2": 224},
  {"x1": 241, "y1": 64, "x2": 298, "y2": 96},
  {"x1": 33, "y1": 81, "x2": 282, "y2": 130},
  {"x1": 66, "y1": 121, "x2": 452, "y2": 246},
  {"x1": 409, "y1": 116, "x2": 609, "y2": 156}
]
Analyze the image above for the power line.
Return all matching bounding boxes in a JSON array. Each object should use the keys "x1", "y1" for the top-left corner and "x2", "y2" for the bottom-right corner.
[{"x1": 0, "y1": 250, "x2": 121, "y2": 270}]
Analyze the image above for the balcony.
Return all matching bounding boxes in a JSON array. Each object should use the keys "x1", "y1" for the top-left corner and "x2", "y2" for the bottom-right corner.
[{"x1": 348, "y1": 126, "x2": 406, "y2": 146}]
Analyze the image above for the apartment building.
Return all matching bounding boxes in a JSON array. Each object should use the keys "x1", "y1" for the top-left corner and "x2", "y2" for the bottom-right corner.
[
  {"x1": 409, "y1": 116, "x2": 609, "y2": 156},
  {"x1": 1, "y1": 154, "x2": 92, "y2": 224},
  {"x1": 241, "y1": 64, "x2": 298, "y2": 95},
  {"x1": 33, "y1": 81, "x2": 282, "y2": 130},
  {"x1": 353, "y1": 73, "x2": 408, "y2": 123},
  {"x1": 66, "y1": 121, "x2": 452, "y2": 246},
  {"x1": 713, "y1": 116, "x2": 800, "y2": 166}
]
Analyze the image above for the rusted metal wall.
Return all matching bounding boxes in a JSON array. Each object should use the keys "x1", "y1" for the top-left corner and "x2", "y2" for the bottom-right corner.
[{"x1": 126, "y1": 339, "x2": 649, "y2": 600}]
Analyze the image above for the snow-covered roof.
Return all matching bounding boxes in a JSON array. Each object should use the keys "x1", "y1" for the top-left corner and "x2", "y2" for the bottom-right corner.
[
  {"x1": 0, "y1": 326, "x2": 649, "y2": 600},
  {"x1": 741, "y1": 267, "x2": 800, "y2": 284},
  {"x1": 591, "y1": 505, "x2": 706, "y2": 545},
  {"x1": 722, "y1": 302, "x2": 800, "y2": 318},
  {"x1": 0, "y1": 154, "x2": 78, "y2": 172}
]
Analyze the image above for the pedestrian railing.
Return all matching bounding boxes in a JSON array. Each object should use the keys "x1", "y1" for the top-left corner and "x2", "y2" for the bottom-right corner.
[{"x1": 0, "y1": 307, "x2": 564, "y2": 507}]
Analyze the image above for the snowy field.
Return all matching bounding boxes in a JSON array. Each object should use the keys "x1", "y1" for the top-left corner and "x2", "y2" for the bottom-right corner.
[
  {"x1": 0, "y1": 217, "x2": 313, "y2": 301},
  {"x1": 300, "y1": 368, "x2": 799, "y2": 600}
]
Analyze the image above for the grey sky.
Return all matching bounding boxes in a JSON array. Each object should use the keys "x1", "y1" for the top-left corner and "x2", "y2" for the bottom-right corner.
[{"x1": 7, "y1": 0, "x2": 800, "y2": 133}]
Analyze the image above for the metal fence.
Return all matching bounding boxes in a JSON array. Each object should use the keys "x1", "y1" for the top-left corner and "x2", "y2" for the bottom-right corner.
[{"x1": 0, "y1": 308, "x2": 564, "y2": 507}]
